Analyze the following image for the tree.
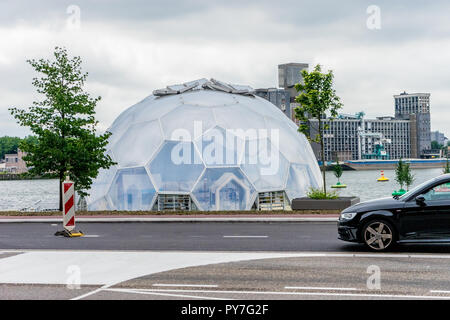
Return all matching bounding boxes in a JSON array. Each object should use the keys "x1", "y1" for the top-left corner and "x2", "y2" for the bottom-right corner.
[
  {"x1": 431, "y1": 140, "x2": 443, "y2": 150},
  {"x1": 395, "y1": 158, "x2": 405, "y2": 191},
  {"x1": 333, "y1": 156, "x2": 343, "y2": 184},
  {"x1": 0, "y1": 136, "x2": 21, "y2": 159},
  {"x1": 403, "y1": 162, "x2": 414, "y2": 190},
  {"x1": 294, "y1": 64, "x2": 343, "y2": 196},
  {"x1": 9, "y1": 47, "x2": 115, "y2": 211}
]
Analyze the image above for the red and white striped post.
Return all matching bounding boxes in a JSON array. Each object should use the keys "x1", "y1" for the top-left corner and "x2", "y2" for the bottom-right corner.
[{"x1": 63, "y1": 177, "x2": 76, "y2": 232}]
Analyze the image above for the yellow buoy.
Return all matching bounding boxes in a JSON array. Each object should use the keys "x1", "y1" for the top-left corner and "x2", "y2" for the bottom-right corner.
[{"x1": 377, "y1": 170, "x2": 389, "y2": 182}]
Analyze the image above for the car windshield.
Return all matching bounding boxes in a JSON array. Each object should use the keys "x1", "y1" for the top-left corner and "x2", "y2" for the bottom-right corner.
[{"x1": 398, "y1": 178, "x2": 439, "y2": 200}]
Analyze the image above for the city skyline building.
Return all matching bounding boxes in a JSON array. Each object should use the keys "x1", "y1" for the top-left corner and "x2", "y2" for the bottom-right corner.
[
  {"x1": 255, "y1": 63, "x2": 308, "y2": 122},
  {"x1": 394, "y1": 92, "x2": 431, "y2": 157}
]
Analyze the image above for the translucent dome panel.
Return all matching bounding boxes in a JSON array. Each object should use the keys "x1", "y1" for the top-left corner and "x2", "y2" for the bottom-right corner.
[
  {"x1": 87, "y1": 166, "x2": 117, "y2": 205},
  {"x1": 86, "y1": 152, "x2": 117, "y2": 206},
  {"x1": 148, "y1": 141, "x2": 205, "y2": 192},
  {"x1": 265, "y1": 115, "x2": 318, "y2": 166},
  {"x1": 195, "y1": 126, "x2": 244, "y2": 167},
  {"x1": 238, "y1": 96, "x2": 288, "y2": 123},
  {"x1": 181, "y1": 90, "x2": 236, "y2": 107},
  {"x1": 112, "y1": 120, "x2": 163, "y2": 167},
  {"x1": 214, "y1": 104, "x2": 267, "y2": 133},
  {"x1": 160, "y1": 105, "x2": 216, "y2": 141},
  {"x1": 285, "y1": 163, "x2": 320, "y2": 202},
  {"x1": 88, "y1": 197, "x2": 111, "y2": 211},
  {"x1": 240, "y1": 138, "x2": 289, "y2": 191},
  {"x1": 192, "y1": 168, "x2": 256, "y2": 211},
  {"x1": 131, "y1": 95, "x2": 181, "y2": 123},
  {"x1": 107, "y1": 106, "x2": 135, "y2": 147},
  {"x1": 107, "y1": 167, "x2": 156, "y2": 210}
]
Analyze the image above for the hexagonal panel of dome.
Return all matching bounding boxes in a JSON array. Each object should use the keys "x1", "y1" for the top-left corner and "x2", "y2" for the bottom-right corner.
[{"x1": 87, "y1": 79, "x2": 322, "y2": 211}]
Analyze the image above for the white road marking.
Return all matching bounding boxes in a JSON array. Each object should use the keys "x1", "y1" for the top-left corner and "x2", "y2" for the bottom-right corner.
[
  {"x1": 82, "y1": 235, "x2": 100, "y2": 238},
  {"x1": 129, "y1": 288, "x2": 450, "y2": 300},
  {"x1": 223, "y1": 235, "x2": 268, "y2": 238},
  {"x1": 285, "y1": 286, "x2": 358, "y2": 291},
  {"x1": 153, "y1": 283, "x2": 218, "y2": 288},
  {"x1": 71, "y1": 284, "x2": 112, "y2": 301},
  {"x1": 0, "y1": 251, "x2": 310, "y2": 285},
  {"x1": 51, "y1": 224, "x2": 57, "y2": 226},
  {"x1": 103, "y1": 288, "x2": 230, "y2": 300},
  {"x1": 430, "y1": 290, "x2": 450, "y2": 293}
]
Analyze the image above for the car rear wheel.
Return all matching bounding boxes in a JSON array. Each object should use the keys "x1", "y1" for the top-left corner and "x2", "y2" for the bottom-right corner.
[{"x1": 362, "y1": 220, "x2": 396, "y2": 251}]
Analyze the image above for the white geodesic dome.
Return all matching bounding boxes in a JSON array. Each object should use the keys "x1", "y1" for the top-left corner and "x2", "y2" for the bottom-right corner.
[{"x1": 87, "y1": 79, "x2": 322, "y2": 211}]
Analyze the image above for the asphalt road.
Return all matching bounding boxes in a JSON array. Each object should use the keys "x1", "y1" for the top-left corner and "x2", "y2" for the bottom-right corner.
[
  {"x1": 2, "y1": 221, "x2": 450, "y2": 253},
  {"x1": 0, "y1": 222, "x2": 347, "y2": 252}
]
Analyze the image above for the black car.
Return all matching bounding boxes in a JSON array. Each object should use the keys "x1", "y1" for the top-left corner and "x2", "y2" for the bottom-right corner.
[{"x1": 338, "y1": 174, "x2": 450, "y2": 251}]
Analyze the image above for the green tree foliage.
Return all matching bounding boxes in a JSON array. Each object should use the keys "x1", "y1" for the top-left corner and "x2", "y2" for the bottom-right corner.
[
  {"x1": 0, "y1": 136, "x2": 38, "y2": 159},
  {"x1": 403, "y1": 162, "x2": 414, "y2": 190},
  {"x1": 395, "y1": 158, "x2": 405, "y2": 190},
  {"x1": 431, "y1": 140, "x2": 443, "y2": 150},
  {"x1": 9, "y1": 47, "x2": 115, "y2": 210},
  {"x1": 395, "y1": 159, "x2": 415, "y2": 191},
  {"x1": 0, "y1": 136, "x2": 21, "y2": 159},
  {"x1": 333, "y1": 156, "x2": 343, "y2": 183},
  {"x1": 294, "y1": 64, "x2": 343, "y2": 196}
]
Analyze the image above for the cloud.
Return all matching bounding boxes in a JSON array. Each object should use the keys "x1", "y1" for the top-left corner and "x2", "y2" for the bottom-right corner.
[{"x1": 1, "y1": 0, "x2": 450, "y2": 138}]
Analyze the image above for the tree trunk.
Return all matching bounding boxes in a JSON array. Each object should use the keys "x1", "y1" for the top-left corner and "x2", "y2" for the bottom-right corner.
[
  {"x1": 319, "y1": 117, "x2": 326, "y2": 196},
  {"x1": 59, "y1": 171, "x2": 64, "y2": 212}
]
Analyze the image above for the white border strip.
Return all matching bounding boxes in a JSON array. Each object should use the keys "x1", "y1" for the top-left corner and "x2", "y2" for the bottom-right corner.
[
  {"x1": 285, "y1": 286, "x2": 358, "y2": 291},
  {"x1": 152, "y1": 283, "x2": 218, "y2": 288},
  {"x1": 104, "y1": 288, "x2": 450, "y2": 300}
]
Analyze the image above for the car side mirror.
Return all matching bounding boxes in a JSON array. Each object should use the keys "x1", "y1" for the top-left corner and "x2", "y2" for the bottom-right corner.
[{"x1": 415, "y1": 195, "x2": 426, "y2": 205}]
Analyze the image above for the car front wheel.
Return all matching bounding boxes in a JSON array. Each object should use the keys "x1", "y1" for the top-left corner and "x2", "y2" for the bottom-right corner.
[{"x1": 362, "y1": 220, "x2": 396, "y2": 251}]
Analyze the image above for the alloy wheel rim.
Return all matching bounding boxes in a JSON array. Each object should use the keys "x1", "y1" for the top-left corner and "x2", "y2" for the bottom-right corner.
[{"x1": 364, "y1": 222, "x2": 393, "y2": 250}]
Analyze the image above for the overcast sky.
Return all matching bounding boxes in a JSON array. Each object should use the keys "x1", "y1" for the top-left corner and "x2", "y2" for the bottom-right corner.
[{"x1": 1, "y1": 0, "x2": 449, "y2": 137}]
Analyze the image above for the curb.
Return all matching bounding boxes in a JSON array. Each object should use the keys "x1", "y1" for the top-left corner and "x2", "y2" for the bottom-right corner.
[{"x1": 0, "y1": 217, "x2": 338, "y2": 223}]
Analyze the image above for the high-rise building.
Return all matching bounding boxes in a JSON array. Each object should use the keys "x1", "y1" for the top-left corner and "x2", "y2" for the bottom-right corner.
[
  {"x1": 278, "y1": 63, "x2": 309, "y2": 121},
  {"x1": 278, "y1": 63, "x2": 309, "y2": 100},
  {"x1": 394, "y1": 92, "x2": 431, "y2": 157},
  {"x1": 255, "y1": 63, "x2": 309, "y2": 121}
]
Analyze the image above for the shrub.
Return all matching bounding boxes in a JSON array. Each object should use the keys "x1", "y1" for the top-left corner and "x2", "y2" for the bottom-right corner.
[{"x1": 307, "y1": 188, "x2": 339, "y2": 199}]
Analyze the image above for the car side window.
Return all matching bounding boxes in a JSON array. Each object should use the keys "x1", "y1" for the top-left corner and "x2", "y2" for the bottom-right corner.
[{"x1": 422, "y1": 182, "x2": 450, "y2": 201}]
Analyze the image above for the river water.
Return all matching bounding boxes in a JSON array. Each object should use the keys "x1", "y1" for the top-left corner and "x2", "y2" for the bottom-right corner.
[{"x1": 0, "y1": 168, "x2": 445, "y2": 211}]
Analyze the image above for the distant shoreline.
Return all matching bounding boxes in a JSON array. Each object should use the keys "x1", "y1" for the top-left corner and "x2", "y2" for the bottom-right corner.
[{"x1": 0, "y1": 174, "x2": 44, "y2": 181}]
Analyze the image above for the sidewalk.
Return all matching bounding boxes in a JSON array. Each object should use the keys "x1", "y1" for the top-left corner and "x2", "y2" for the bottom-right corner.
[{"x1": 0, "y1": 214, "x2": 339, "y2": 223}]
